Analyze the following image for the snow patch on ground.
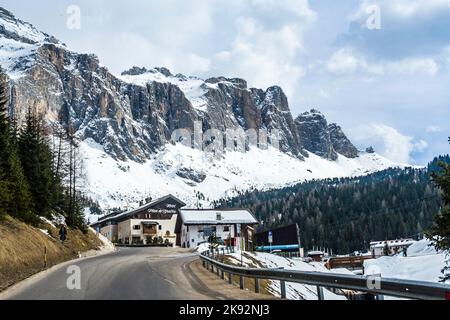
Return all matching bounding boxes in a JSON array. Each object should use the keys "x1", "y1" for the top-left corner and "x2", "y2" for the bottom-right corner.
[
  {"x1": 364, "y1": 239, "x2": 449, "y2": 284},
  {"x1": 89, "y1": 227, "x2": 116, "y2": 253},
  {"x1": 227, "y1": 251, "x2": 349, "y2": 300},
  {"x1": 39, "y1": 229, "x2": 51, "y2": 238},
  {"x1": 39, "y1": 216, "x2": 56, "y2": 229},
  {"x1": 79, "y1": 139, "x2": 402, "y2": 218}
]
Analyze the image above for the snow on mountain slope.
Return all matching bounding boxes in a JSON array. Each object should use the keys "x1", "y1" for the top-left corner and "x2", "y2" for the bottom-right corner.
[
  {"x1": 364, "y1": 240, "x2": 449, "y2": 284},
  {"x1": 0, "y1": 8, "x2": 47, "y2": 43},
  {"x1": 118, "y1": 68, "x2": 211, "y2": 112},
  {"x1": 80, "y1": 138, "x2": 401, "y2": 216},
  {"x1": 0, "y1": 7, "x2": 408, "y2": 220},
  {"x1": 0, "y1": 7, "x2": 57, "y2": 79},
  {"x1": 0, "y1": 38, "x2": 38, "y2": 79}
]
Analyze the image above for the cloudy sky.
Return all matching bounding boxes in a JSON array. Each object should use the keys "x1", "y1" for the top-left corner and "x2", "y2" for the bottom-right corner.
[{"x1": 2, "y1": 0, "x2": 450, "y2": 165}]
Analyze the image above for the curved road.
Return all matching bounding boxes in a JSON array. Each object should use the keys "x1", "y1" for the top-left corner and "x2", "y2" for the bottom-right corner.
[{"x1": 4, "y1": 247, "x2": 222, "y2": 300}]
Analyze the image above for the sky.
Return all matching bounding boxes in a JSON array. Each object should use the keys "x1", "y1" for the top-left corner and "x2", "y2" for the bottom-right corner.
[{"x1": 2, "y1": 0, "x2": 450, "y2": 165}]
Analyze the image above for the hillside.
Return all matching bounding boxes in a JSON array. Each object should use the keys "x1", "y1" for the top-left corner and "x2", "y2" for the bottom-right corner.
[
  {"x1": 364, "y1": 239, "x2": 449, "y2": 285},
  {"x1": 218, "y1": 156, "x2": 449, "y2": 254},
  {"x1": 0, "y1": 215, "x2": 104, "y2": 291}
]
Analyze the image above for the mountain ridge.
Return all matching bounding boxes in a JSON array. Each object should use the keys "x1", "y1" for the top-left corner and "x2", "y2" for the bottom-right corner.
[{"x1": 0, "y1": 7, "x2": 403, "y2": 211}]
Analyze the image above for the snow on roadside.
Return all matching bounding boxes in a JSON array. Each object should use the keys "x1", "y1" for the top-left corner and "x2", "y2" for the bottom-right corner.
[
  {"x1": 364, "y1": 239, "x2": 449, "y2": 284},
  {"x1": 89, "y1": 227, "x2": 116, "y2": 253},
  {"x1": 227, "y1": 251, "x2": 348, "y2": 300}
]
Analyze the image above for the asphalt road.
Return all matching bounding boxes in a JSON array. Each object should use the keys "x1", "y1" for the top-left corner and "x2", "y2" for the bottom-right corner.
[{"x1": 4, "y1": 247, "x2": 220, "y2": 300}]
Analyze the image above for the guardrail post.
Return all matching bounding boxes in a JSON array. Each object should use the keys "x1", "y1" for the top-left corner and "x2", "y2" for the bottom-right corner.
[
  {"x1": 280, "y1": 281, "x2": 286, "y2": 299},
  {"x1": 240, "y1": 276, "x2": 245, "y2": 290},
  {"x1": 200, "y1": 253, "x2": 449, "y2": 300},
  {"x1": 255, "y1": 278, "x2": 260, "y2": 294},
  {"x1": 317, "y1": 286, "x2": 325, "y2": 300}
]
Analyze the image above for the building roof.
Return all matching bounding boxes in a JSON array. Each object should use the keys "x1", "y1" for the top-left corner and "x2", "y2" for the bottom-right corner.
[
  {"x1": 92, "y1": 194, "x2": 186, "y2": 226},
  {"x1": 307, "y1": 251, "x2": 325, "y2": 256},
  {"x1": 179, "y1": 209, "x2": 258, "y2": 225},
  {"x1": 370, "y1": 239, "x2": 416, "y2": 249}
]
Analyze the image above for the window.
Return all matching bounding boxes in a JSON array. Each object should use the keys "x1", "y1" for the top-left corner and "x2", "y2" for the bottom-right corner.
[
  {"x1": 223, "y1": 226, "x2": 230, "y2": 232},
  {"x1": 133, "y1": 225, "x2": 141, "y2": 230},
  {"x1": 186, "y1": 226, "x2": 190, "y2": 232},
  {"x1": 158, "y1": 225, "x2": 162, "y2": 231}
]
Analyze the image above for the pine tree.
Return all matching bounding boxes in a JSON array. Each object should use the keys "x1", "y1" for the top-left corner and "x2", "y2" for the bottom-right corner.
[
  {"x1": 0, "y1": 70, "x2": 34, "y2": 223},
  {"x1": 426, "y1": 138, "x2": 450, "y2": 282},
  {"x1": 0, "y1": 71, "x2": 11, "y2": 216},
  {"x1": 18, "y1": 108, "x2": 55, "y2": 218}
]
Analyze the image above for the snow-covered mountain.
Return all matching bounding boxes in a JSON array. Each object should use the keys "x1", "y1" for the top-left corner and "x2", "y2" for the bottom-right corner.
[{"x1": 0, "y1": 7, "x2": 403, "y2": 211}]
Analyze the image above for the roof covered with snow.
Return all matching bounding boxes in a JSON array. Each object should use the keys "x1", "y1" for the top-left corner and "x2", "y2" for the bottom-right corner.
[
  {"x1": 179, "y1": 209, "x2": 258, "y2": 225},
  {"x1": 92, "y1": 194, "x2": 186, "y2": 226},
  {"x1": 370, "y1": 239, "x2": 416, "y2": 249}
]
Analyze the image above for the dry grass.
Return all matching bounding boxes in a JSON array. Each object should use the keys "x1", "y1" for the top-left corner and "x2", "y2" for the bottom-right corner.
[
  {"x1": 221, "y1": 254, "x2": 274, "y2": 297},
  {"x1": 0, "y1": 215, "x2": 102, "y2": 291}
]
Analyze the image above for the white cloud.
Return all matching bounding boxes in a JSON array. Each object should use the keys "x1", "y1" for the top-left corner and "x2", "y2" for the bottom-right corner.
[
  {"x1": 413, "y1": 139, "x2": 429, "y2": 152},
  {"x1": 325, "y1": 48, "x2": 439, "y2": 76},
  {"x1": 250, "y1": 0, "x2": 317, "y2": 22},
  {"x1": 350, "y1": 0, "x2": 450, "y2": 21},
  {"x1": 325, "y1": 48, "x2": 383, "y2": 75},
  {"x1": 426, "y1": 125, "x2": 443, "y2": 133},
  {"x1": 210, "y1": 1, "x2": 316, "y2": 98},
  {"x1": 348, "y1": 124, "x2": 428, "y2": 164},
  {"x1": 443, "y1": 46, "x2": 450, "y2": 66},
  {"x1": 385, "y1": 58, "x2": 439, "y2": 76}
]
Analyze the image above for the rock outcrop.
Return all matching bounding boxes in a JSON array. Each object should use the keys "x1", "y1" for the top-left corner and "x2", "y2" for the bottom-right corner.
[
  {"x1": 1, "y1": 7, "x2": 359, "y2": 165},
  {"x1": 295, "y1": 110, "x2": 358, "y2": 160}
]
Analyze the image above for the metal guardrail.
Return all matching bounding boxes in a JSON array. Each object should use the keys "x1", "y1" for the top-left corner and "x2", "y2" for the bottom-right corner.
[{"x1": 199, "y1": 249, "x2": 450, "y2": 300}]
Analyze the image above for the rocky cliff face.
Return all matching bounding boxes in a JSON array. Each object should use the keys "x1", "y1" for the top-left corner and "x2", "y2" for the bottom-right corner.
[
  {"x1": 295, "y1": 109, "x2": 358, "y2": 160},
  {"x1": 1, "y1": 7, "x2": 358, "y2": 165}
]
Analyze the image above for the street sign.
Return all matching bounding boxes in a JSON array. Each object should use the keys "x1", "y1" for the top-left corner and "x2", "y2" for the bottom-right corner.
[{"x1": 268, "y1": 231, "x2": 273, "y2": 244}]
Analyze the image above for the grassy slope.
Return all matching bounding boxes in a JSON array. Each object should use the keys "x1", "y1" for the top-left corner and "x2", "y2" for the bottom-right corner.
[{"x1": 0, "y1": 215, "x2": 102, "y2": 291}]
